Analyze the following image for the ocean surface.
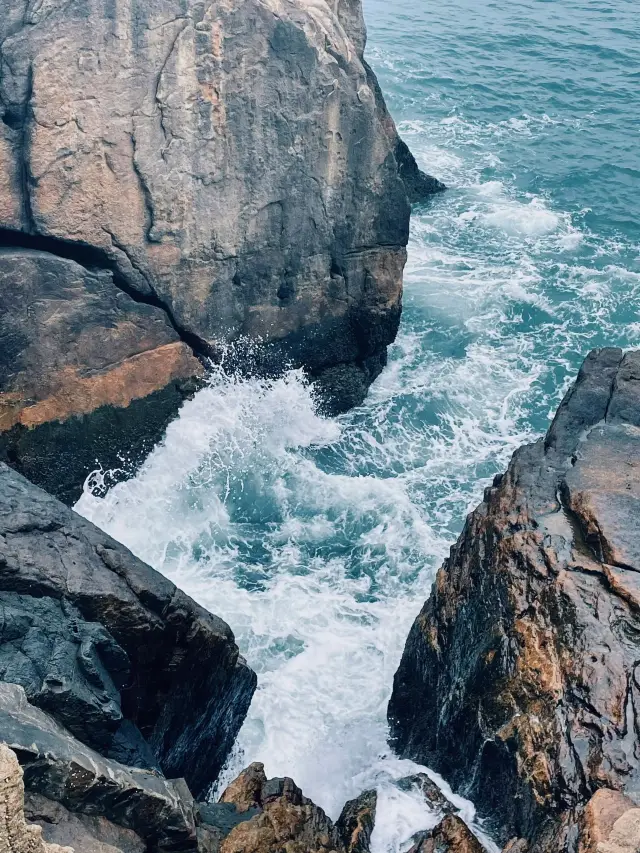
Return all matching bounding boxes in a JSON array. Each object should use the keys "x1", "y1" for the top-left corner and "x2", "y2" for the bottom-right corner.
[{"x1": 77, "y1": 1, "x2": 640, "y2": 849}]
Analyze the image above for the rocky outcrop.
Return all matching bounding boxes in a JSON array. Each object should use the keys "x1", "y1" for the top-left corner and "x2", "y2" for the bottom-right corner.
[
  {"x1": 212, "y1": 762, "x2": 345, "y2": 853},
  {"x1": 1, "y1": 684, "x2": 198, "y2": 851},
  {"x1": 0, "y1": 0, "x2": 442, "y2": 501},
  {"x1": 409, "y1": 815, "x2": 484, "y2": 853},
  {"x1": 388, "y1": 349, "x2": 640, "y2": 852},
  {"x1": 336, "y1": 789, "x2": 377, "y2": 853},
  {"x1": 0, "y1": 462, "x2": 256, "y2": 797}
]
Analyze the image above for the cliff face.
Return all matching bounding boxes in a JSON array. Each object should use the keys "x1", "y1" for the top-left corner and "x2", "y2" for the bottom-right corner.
[
  {"x1": 388, "y1": 349, "x2": 640, "y2": 852},
  {"x1": 0, "y1": 0, "x2": 442, "y2": 502}
]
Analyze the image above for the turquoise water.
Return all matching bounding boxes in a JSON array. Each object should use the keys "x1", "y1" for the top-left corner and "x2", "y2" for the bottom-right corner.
[{"x1": 78, "y1": 3, "x2": 639, "y2": 850}]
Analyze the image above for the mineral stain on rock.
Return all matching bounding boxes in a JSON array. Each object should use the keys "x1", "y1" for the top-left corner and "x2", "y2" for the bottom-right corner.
[{"x1": 388, "y1": 349, "x2": 640, "y2": 853}]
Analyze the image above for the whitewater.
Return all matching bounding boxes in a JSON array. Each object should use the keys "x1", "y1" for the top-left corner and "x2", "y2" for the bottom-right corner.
[{"x1": 77, "y1": 1, "x2": 640, "y2": 850}]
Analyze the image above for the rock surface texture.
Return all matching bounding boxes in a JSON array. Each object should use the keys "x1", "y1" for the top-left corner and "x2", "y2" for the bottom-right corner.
[
  {"x1": 0, "y1": 0, "x2": 442, "y2": 501},
  {"x1": 388, "y1": 349, "x2": 640, "y2": 852},
  {"x1": 0, "y1": 462, "x2": 256, "y2": 798},
  {"x1": 408, "y1": 815, "x2": 484, "y2": 853},
  {"x1": 211, "y1": 762, "x2": 346, "y2": 853},
  {"x1": 0, "y1": 743, "x2": 72, "y2": 853}
]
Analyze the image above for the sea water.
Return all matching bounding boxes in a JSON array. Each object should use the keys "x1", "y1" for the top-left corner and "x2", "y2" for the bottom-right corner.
[{"x1": 77, "y1": 1, "x2": 640, "y2": 850}]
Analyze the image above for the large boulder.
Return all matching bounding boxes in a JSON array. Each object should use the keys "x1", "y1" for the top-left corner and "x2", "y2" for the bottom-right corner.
[
  {"x1": 0, "y1": 462, "x2": 256, "y2": 797},
  {"x1": 0, "y1": 0, "x2": 443, "y2": 501},
  {"x1": 388, "y1": 349, "x2": 640, "y2": 851}
]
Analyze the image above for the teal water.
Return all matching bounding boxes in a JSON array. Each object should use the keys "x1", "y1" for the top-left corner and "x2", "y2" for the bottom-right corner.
[{"x1": 77, "y1": 2, "x2": 640, "y2": 850}]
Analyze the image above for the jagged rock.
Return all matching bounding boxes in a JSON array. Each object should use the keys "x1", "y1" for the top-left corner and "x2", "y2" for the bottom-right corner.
[
  {"x1": 0, "y1": 742, "x2": 73, "y2": 853},
  {"x1": 397, "y1": 774, "x2": 455, "y2": 815},
  {"x1": 388, "y1": 349, "x2": 640, "y2": 851},
  {"x1": 336, "y1": 789, "x2": 377, "y2": 853},
  {"x1": 212, "y1": 762, "x2": 346, "y2": 853},
  {"x1": 0, "y1": 463, "x2": 256, "y2": 796},
  {"x1": 0, "y1": 683, "x2": 197, "y2": 850},
  {"x1": 0, "y1": 0, "x2": 443, "y2": 498},
  {"x1": 408, "y1": 815, "x2": 484, "y2": 853}
]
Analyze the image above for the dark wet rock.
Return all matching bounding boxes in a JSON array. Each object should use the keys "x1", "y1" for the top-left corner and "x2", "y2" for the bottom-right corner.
[
  {"x1": 336, "y1": 789, "x2": 377, "y2": 853},
  {"x1": 397, "y1": 774, "x2": 455, "y2": 815},
  {"x1": 0, "y1": 463, "x2": 256, "y2": 797},
  {"x1": 214, "y1": 762, "x2": 346, "y2": 852},
  {"x1": 26, "y1": 792, "x2": 147, "y2": 853},
  {"x1": 0, "y1": 0, "x2": 443, "y2": 496},
  {"x1": 388, "y1": 349, "x2": 640, "y2": 852},
  {"x1": 394, "y1": 137, "x2": 447, "y2": 203},
  {"x1": 408, "y1": 815, "x2": 484, "y2": 853},
  {"x1": 0, "y1": 685, "x2": 196, "y2": 850}
]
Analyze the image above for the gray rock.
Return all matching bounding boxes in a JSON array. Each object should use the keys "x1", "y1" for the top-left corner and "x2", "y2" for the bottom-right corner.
[
  {"x1": 0, "y1": 0, "x2": 444, "y2": 496},
  {"x1": 396, "y1": 774, "x2": 455, "y2": 815},
  {"x1": 25, "y1": 793, "x2": 146, "y2": 853},
  {"x1": 0, "y1": 463, "x2": 256, "y2": 797},
  {"x1": 388, "y1": 349, "x2": 640, "y2": 851},
  {"x1": 0, "y1": 683, "x2": 196, "y2": 851}
]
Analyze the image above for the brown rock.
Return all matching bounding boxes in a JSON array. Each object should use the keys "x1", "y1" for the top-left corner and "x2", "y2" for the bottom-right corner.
[
  {"x1": 579, "y1": 789, "x2": 640, "y2": 853},
  {"x1": 219, "y1": 765, "x2": 267, "y2": 814},
  {"x1": 409, "y1": 815, "x2": 484, "y2": 853},
  {"x1": 336, "y1": 789, "x2": 377, "y2": 853},
  {"x1": 0, "y1": 248, "x2": 203, "y2": 503},
  {"x1": 0, "y1": 742, "x2": 73, "y2": 853},
  {"x1": 216, "y1": 765, "x2": 346, "y2": 853},
  {"x1": 389, "y1": 349, "x2": 640, "y2": 851}
]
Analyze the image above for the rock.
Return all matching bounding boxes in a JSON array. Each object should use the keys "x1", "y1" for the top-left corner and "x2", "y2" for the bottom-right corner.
[
  {"x1": 0, "y1": 463, "x2": 256, "y2": 797},
  {"x1": 336, "y1": 789, "x2": 377, "y2": 853},
  {"x1": 578, "y1": 789, "x2": 640, "y2": 853},
  {"x1": 388, "y1": 349, "x2": 640, "y2": 851},
  {"x1": 0, "y1": 246, "x2": 203, "y2": 505},
  {"x1": 25, "y1": 793, "x2": 146, "y2": 853},
  {"x1": 502, "y1": 842, "x2": 528, "y2": 853},
  {"x1": 0, "y1": 0, "x2": 443, "y2": 497},
  {"x1": 408, "y1": 815, "x2": 484, "y2": 853},
  {"x1": 0, "y1": 742, "x2": 73, "y2": 853},
  {"x1": 212, "y1": 762, "x2": 346, "y2": 852},
  {"x1": 0, "y1": 683, "x2": 197, "y2": 850},
  {"x1": 397, "y1": 774, "x2": 455, "y2": 815}
]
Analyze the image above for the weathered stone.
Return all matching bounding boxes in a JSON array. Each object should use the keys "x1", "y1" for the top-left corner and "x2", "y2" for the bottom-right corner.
[
  {"x1": 0, "y1": 684, "x2": 197, "y2": 851},
  {"x1": 0, "y1": 742, "x2": 73, "y2": 853},
  {"x1": 0, "y1": 463, "x2": 256, "y2": 797},
  {"x1": 0, "y1": 245, "x2": 203, "y2": 504},
  {"x1": 408, "y1": 815, "x2": 484, "y2": 853},
  {"x1": 397, "y1": 774, "x2": 455, "y2": 815},
  {"x1": 0, "y1": 0, "x2": 443, "y2": 495},
  {"x1": 388, "y1": 349, "x2": 640, "y2": 851},
  {"x1": 336, "y1": 789, "x2": 377, "y2": 853},
  {"x1": 215, "y1": 763, "x2": 346, "y2": 853},
  {"x1": 25, "y1": 793, "x2": 146, "y2": 853}
]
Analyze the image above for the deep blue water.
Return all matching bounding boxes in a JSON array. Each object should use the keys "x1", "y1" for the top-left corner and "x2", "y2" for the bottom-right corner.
[{"x1": 78, "y1": 3, "x2": 640, "y2": 849}]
